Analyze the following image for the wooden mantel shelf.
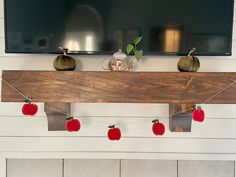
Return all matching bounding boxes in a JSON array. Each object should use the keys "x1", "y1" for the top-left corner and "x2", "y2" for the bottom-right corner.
[
  {"x1": 2, "y1": 71, "x2": 236, "y2": 104},
  {"x1": 2, "y1": 71, "x2": 236, "y2": 132}
]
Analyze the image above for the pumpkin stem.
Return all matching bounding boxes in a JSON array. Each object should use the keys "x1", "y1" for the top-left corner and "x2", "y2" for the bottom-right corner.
[
  {"x1": 63, "y1": 48, "x2": 68, "y2": 55},
  {"x1": 188, "y1": 48, "x2": 196, "y2": 56},
  {"x1": 58, "y1": 47, "x2": 68, "y2": 55}
]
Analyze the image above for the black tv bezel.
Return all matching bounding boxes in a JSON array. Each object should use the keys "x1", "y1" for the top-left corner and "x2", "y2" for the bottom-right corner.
[{"x1": 3, "y1": 0, "x2": 235, "y2": 56}]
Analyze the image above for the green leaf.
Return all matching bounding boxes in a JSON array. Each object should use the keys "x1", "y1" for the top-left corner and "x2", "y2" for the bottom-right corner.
[
  {"x1": 126, "y1": 44, "x2": 134, "y2": 54},
  {"x1": 134, "y1": 49, "x2": 143, "y2": 60},
  {"x1": 133, "y1": 36, "x2": 142, "y2": 45},
  {"x1": 24, "y1": 99, "x2": 31, "y2": 103},
  {"x1": 108, "y1": 125, "x2": 115, "y2": 128},
  {"x1": 66, "y1": 117, "x2": 73, "y2": 120},
  {"x1": 152, "y1": 119, "x2": 159, "y2": 123}
]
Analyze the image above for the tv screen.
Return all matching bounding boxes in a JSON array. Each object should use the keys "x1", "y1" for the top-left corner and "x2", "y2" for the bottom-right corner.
[{"x1": 4, "y1": 0, "x2": 234, "y2": 55}]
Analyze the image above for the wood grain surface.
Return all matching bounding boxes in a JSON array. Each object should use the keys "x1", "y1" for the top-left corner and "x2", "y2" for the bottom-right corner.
[
  {"x1": 2, "y1": 71, "x2": 236, "y2": 104},
  {"x1": 44, "y1": 102, "x2": 70, "y2": 131},
  {"x1": 169, "y1": 103, "x2": 195, "y2": 132}
]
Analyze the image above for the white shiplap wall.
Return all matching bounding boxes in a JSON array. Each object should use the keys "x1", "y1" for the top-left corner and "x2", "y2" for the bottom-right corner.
[{"x1": 0, "y1": 0, "x2": 235, "y2": 161}]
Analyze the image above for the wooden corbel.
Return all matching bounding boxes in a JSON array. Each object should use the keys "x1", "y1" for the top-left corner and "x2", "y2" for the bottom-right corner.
[
  {"x1": 169, "y1": 103, "x2": 195, "y2": 132},
  {"x1": 44, "y1": 102, "x2": 70, "y2": 131}
]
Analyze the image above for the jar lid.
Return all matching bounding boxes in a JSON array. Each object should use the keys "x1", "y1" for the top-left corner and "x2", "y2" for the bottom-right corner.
[{"x1": 113, "y1": 49, "x2": 127, "y2": 59}]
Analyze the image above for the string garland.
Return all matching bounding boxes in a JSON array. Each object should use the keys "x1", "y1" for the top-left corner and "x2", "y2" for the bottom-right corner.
[
  {"x1": 2, "y1": 77, "x2": 70, "y2": 116},
  {"x1": 1, "y1": 76, "x2": 236, "y2": 141},
  {"x1": 167, "y1": 79, "x2": 236, "y2": 117}
]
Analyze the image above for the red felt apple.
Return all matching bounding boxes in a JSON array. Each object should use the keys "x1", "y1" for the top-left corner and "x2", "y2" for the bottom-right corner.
[
  {"x1": 192, "y1": 105, "x2": 205, "y2": 122},
  {"x1": 22, "y1": 99, "x2": 38, "y2": 116},
  {"x1": 107, "y1": 125, "x2": 121, "y2": 141},
  {"x1": 66, "y1": 117, "x2": 81, "y2": 132},
  {"x1": 152, "y1": 119, "x2": 165, "y2": 136}
]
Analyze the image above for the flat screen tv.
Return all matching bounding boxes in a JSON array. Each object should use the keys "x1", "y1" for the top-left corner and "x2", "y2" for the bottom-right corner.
[{"x1": 4, "y1": 0, "x2": 234, "y2": 55}]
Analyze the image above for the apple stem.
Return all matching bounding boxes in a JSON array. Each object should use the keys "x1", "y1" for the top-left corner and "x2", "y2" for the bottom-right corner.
[
  {"x1": 108, "y1": 125, "x2": 115, "y2": 128},
  {"x1": 24, "y1": 99, "x2": 31, "y2": 103},
  {"x1": 188, "y1": 48, "x2": 196, "y2": 56},
  {"x1": 152, "y1": 119, "x2": 159, "y2": 123},
  {"x1": 196, "y1": 105, "x2": 201, "y2": 109},
  {"x1": 66, "y1": 117, "x2": 73, "y2": 121}
]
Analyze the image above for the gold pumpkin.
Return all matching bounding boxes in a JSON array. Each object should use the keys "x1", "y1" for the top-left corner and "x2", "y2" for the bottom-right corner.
[
  {"x1": 177, "y1": 48, "x2": 200, "y2": 72},
  {"x1": 53, "y1": 48, "x2": 76, "y2": 71}
]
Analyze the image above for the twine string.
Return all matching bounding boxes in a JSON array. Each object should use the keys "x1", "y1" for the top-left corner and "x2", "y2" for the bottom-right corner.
[
  {"x1": 2, "y1": 77, "x2": 71, "y2": 116},
  {"x1": 202, "y1": 79, "x2": 236, "y2": 104},
  {"x1": 168, "y1": 79, "x2": 236, "y2": 117},
  {"x1": 2, "y1": 78, "x2": 31, "y2": 101}
]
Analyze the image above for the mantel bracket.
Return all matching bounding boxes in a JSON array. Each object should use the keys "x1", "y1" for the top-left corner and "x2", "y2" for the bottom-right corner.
[
  {"x1": 169, "y1": 103, "x2": 194, "y2": 132},
  {"x1": 44, "y1": 103, "x2": 70, "y2": 131}
]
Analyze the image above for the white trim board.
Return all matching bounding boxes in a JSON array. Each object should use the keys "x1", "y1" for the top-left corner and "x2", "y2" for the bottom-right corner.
[{"x1": 2, "y1": 153, "x2": 236, "y2": 161}]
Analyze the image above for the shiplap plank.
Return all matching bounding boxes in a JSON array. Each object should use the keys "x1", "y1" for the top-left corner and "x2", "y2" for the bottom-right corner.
[
  {"x1": 0, "y1": 0, "x2": 3, "y2": 19},
  {"x1": 234, "y1": 2, "x2": 236, "y2": 20},
  {"x1": 0, "y1": 137, "x2": 236, "y2": 153},
  {"x1": 71, "y1": 104, "x2": 236, "y2": 118},
  {"x1": 1, "y1": 51, "x2": 236, "y2": 72},
  {"x1": 233, "y1": 21, "x2": 236, "y2": 40},
  {"x1": 1, "y1": 103, "x2": 236, "y2": 118},
  {"x1": 0, "y1": 48, "x2": 235, "y2": 72},
  {"x1": 71, "y1": 103, "x2": 168, "y2": 117},
  {"x1": 0, "y1": 37, "x2": 4, "y2": 56},
  {"x1": 0, "y1": 159, "x2": 6, "y2": 177},
  {"x1": 0, "y1": 103, "x2": 169, "y2": 117},
  {"x1": 136, "y1": 52, "x2": 236, "y2": 71},
  {"x1": 3, "y1": 152, "x2": 236, "y2": 160},
  {"x1": 0, "y1": 40, "x2": 235, "y2": 72},
  {"x1": 0, "y1": 19, "x2": 3, "y2": 38},
  {"x1": 0, "y1": 103, "x2": 45, "y2": 116},
  {"x1": 2, "y1": 152, "x2": 236, "y2": 160},
  {"x1": 0, "y1": 117, "x2": 235, "y2": 139},
  {"x1": 1, "y1": 53, "x2": 236, "y2": 72}
]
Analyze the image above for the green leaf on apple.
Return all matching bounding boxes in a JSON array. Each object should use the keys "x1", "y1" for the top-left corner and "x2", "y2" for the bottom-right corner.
[{"x1": 66, "y1": 117, "x2": 73, "y2": 120}]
